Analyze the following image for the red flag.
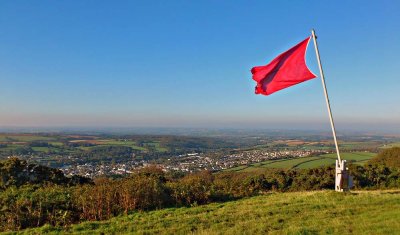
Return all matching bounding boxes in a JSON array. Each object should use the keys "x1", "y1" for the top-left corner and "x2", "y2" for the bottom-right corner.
[{"x1": 251, "y1": 37, "x2": 316, "y2": 95}]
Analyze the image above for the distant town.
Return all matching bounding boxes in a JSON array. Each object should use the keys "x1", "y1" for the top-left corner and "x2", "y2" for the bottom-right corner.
[{"x1": 59, "y1": 149, "x2": 331, "y2": 177}]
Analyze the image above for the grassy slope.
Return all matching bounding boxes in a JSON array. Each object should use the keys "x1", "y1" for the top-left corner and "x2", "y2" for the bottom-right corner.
[
  {"x1": 228, "y1": 152, "x2": 376, "y2": 172},
  {"x1": 295, "y1": 152, "x2": 375, "y2": 169},
  {"x1": 381, "y1": 142, "x2": 400, "y2": 149},
  {"x1": 11, "y1": 190, "x2": 400, "y2": 235}
]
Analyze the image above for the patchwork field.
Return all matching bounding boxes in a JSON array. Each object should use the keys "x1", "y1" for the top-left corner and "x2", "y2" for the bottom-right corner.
[
  {"x1": 0, "y1": 134, "x2": 168, "y2": 154},
  {"x1": 228, "y1": 152, "x2": 376, "y2": 172},
  {"x1": 12, "y1": 190, "x2": 400, "y2": 234},
  {"x1": 252, "y1": 140, "x2": 384, "y2": 152},
  {"x1": 0, "y1": 133, "x2": 175, "y2": 167},
  {"x1": 0, "y1": 135, "x2": 55, "y2": 142},
  {"x1": 381, "y1": 142, "x2": 400, "y2": 149}
]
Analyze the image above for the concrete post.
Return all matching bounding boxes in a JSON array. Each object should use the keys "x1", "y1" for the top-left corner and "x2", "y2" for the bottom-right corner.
[{"x1": 335, "y1": 160, "x2": 353, "y2": 192}]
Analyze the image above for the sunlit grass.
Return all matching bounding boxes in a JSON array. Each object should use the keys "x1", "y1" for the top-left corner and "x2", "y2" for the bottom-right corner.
[
  {"x1": 11, "y1": 190, "x2": 400, "y2": 235},
  {"x1": 228, "y1": 152, "x2": 376, "y2": 172},
  {"x1": 381, "y1": 142, "x2": 400, "y2": 149}
]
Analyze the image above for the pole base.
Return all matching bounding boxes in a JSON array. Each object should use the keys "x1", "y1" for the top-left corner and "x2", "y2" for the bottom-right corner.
[{"x1": 335, "y1": 160, "x2": 353, "y2": 192}]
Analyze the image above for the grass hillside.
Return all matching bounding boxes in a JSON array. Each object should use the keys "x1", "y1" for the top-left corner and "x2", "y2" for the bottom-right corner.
[
  {"x1": 227, "y1": 152, "x2": 375, "y2": 172},
  {"x1": 11, "y1": 190, "x2": 400, "y2": 235},
  {"x1": 380, "y1": 142, "x2": 400, "y2": 149},
  {"x1": 369, "y1": 147, "x2": 400, "y2": 168}
]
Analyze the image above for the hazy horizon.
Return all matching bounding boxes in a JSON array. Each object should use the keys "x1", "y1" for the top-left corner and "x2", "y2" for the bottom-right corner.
[{"x1": 1, "y1": 123, "x2": 399, "y2": 136}]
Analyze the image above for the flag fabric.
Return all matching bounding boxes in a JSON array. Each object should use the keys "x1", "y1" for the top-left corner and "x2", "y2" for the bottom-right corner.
[{"x1": 251, "y1": 37, "x2": 316, "y2": 95}]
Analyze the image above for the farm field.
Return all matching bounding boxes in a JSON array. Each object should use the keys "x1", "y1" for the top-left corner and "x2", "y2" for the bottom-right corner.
[
  {"x1": 249, "y1": 140, "x2": 385, "y2": 153},
  {"x1": 0, "y1": 133, "x2": 176, "y2": 167},
  {"x1": 381, "y1": 142, "x2": 400, "y2": 149},
  {"x1": 12, "y1": 190, "x2": 400, "y2": 235},
  {"x1": 0, "y1": 134, "x2": 55, "y2": 142},
  {"x1": 0, "y1": 134, "x2": 169, "y2": 154},
  {"x1": 228, "y1": 152, "x2": 376, "y2": 172}
]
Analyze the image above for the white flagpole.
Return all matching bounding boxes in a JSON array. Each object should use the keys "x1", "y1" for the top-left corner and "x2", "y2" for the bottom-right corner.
[{"x1": 311, "y1": 29, "x2": 342, "y2": 164}]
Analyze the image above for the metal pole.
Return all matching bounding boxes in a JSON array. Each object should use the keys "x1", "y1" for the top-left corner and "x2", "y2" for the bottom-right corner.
[{"x1": 311, "y1": 29, "x2": 342, "y2": 163}]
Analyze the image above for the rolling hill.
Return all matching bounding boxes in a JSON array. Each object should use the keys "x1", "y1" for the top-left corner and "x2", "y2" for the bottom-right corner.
[{"x1": 227, "y1": 152, "x2": 376, "y2": 172}]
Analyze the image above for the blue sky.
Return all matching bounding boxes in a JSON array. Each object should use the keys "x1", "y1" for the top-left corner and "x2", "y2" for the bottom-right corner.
[{"x1": 0, "y1": 1, "x2": 399, "y2": 132}]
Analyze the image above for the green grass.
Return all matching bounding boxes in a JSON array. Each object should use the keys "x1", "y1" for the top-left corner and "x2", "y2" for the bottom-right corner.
[
  {"x1": 98, "y1": 140, "x2": 138, "y2": 145},
  {"x1": 245, "y1": 157, "x2": 318, "y2": 171},
  {"x1": 146, "y1": 142, "x2": 168, "y2": 152},
  {"x1": 296, "y1": 152, "x2": 375, "y2": 169},
  {"x1": 11, "y1": 190, "x2": 400, "y2": 234},
  {"x1": 265, "y1": 141, "x2": 382, "y2": 151},
  {"x1": 31, "y1": 147, "x2": 62, "y2": 153},
  {"x1": 338, "y1": 141, "x2": 380, "y2": 150},
  {"x1": 0, "y1": 145, "x2": 24, "y2": 150},
  {"x1": 31, "y1": 147, "x2": 49, "y2": 152},
  {"x1": 48, "y1": 142, "x2": 64, "y2": 146},
  {"x1": 97, "y1": 140, "x2": 168, "y2": 152},
  {"x1": 0, "y1": 136, "x2": 170, "y2": 155},
  {"x1": 96, "y1": 140, "x2": 147, "y2": 151},
  {"x1": 381, "y1": 142, "x2": 400, "y2": 149},
  {"x1": 0, "y1": 134, "x2": 54, "y2": 142},
  {"x1": 228, "y1": 152, "x2": 376, "y2": 172}
]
